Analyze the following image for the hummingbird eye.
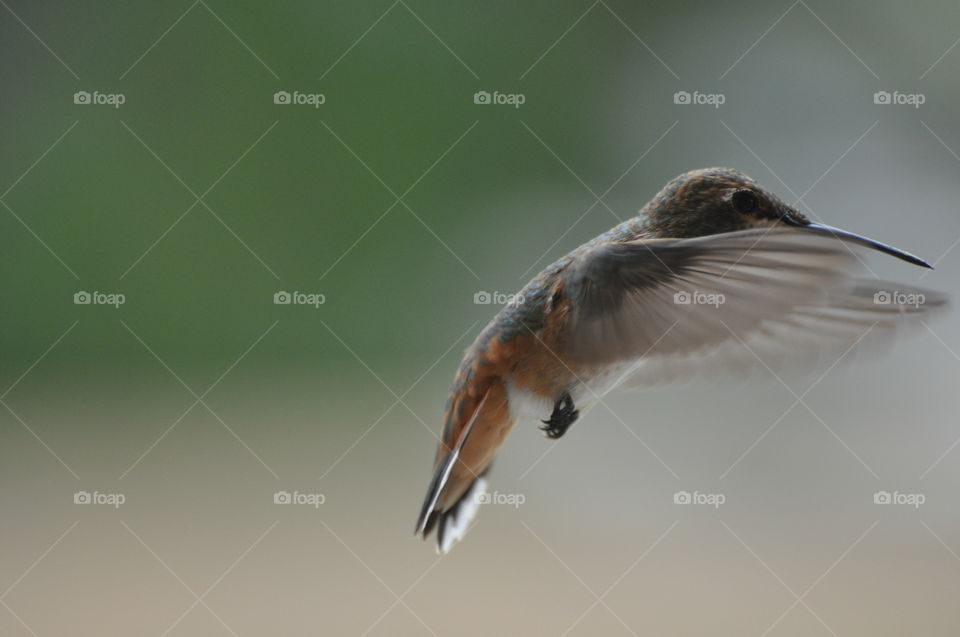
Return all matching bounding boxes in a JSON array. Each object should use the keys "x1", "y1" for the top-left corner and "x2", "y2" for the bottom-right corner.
[{"x1": 731, "y1": 189, "x2": 758, "y2": 214}]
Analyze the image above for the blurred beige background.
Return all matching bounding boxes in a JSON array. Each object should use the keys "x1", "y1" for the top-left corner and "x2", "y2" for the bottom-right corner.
[{"x1": 1, "y1": 1, "x2": 959, "y2": 635}]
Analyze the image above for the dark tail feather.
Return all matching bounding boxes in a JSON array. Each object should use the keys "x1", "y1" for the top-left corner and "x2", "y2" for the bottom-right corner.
[
  {"x1": 415, "y1": 391, "x2": 490, "y2": 552},
  {"x1": 423, "y1": 466, "x2": 491, "y2": 554}
]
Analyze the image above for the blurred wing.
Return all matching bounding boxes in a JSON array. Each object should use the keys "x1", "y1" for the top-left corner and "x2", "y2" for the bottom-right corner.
[{"x1": 562, "y1": 228, "x2": 947, "y2": 385}]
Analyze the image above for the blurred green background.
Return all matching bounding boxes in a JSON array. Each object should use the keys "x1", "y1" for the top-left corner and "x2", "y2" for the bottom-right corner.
[{"x1": 2, "y1": 1, "x2": 960, "y2": 635}]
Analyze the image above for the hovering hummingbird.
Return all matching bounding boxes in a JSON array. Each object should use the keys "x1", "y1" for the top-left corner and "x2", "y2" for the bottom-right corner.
[{"x1": 415, "y1": 167, "x2": 946, "y2": 553}]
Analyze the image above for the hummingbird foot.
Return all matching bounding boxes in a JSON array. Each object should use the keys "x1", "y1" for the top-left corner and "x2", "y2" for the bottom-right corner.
[{"x1": 540, "y1": 393, "x2": 578, "y2": 439}]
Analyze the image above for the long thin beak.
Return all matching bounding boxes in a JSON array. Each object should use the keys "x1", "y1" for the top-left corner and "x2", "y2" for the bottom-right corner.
[{"x1": 785, "y1": 218, "x2": 933, "y2": 269}]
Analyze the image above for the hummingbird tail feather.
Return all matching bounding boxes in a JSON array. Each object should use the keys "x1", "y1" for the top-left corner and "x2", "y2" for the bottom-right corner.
[
  {"x1": 432, "y1": 469, "x2": 489, "y2": 554},
  {"x1": 416, "y1": 390, "x2": 492, "y2": 552}
]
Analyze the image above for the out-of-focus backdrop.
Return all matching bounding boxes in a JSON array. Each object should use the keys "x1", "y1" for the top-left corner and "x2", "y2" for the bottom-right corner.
[{"x1": 1, "y1": 1, "x2": 959, "y2": 635}]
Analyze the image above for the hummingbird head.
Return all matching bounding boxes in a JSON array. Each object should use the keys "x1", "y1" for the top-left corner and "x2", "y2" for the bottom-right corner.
[
  {"x1": 642, "y1": 167, "x2": 931, "y2": 268},
  {"x1": 641, "y1": 167, "x2": 808, "y2": 238}
]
